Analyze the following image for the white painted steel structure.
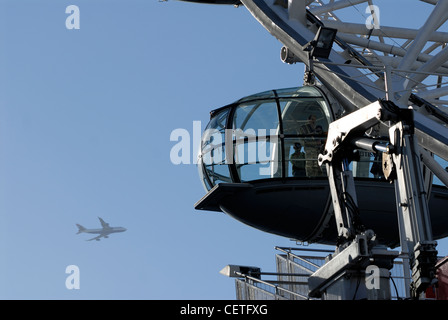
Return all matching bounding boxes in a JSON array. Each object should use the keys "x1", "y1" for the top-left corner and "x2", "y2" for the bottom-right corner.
[
  {"x1": 235, "y1": 0, "x2": 448, "y2": 299},
  {"x1": 176, "y1": 0, "x2": 448, "y2": 299}
]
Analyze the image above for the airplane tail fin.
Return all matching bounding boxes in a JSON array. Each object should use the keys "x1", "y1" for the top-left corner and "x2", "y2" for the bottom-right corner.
[{"x1": 76, "y1": 224, "x2": 86, "y2": 234}]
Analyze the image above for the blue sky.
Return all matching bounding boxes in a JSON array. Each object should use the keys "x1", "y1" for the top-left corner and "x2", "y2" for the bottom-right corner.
[{"x1": 0, "y1": 0, "x2": 446, "y2": 300}]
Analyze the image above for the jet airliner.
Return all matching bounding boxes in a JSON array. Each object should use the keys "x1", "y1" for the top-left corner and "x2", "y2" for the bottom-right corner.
[{"x1": 76, "y1": 217, "x2": 127, "y2": 241}]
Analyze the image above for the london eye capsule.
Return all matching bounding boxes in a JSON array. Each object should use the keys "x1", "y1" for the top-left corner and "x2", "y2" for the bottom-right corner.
[{"x1": 195, "y1": 85, "x2": 448, "y2": 247}]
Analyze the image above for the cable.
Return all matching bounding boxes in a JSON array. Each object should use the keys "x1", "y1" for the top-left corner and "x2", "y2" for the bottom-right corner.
[
  {"x1": 390, "y1": 275, "x2": 402, "y2": 300},
  {"x1": 353, "y1": 274, "x2": 362, "y2": 300}
]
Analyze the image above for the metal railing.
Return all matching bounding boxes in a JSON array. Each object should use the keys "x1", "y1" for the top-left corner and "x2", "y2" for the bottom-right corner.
[
  {"x1": 235, "y1": 272, "x2": 310, "y2": 300},
  {"x1": 234, "y1": 247, "x2": 414, "y2": 300}
]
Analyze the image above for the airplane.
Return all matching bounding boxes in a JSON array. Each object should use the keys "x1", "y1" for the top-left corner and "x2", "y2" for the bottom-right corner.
[{"x1": 76, "y1": 217, "x2": 127, "y2": 241}]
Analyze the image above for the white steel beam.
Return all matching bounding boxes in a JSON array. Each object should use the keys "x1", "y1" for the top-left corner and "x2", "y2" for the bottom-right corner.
[
  {"x1": 420, "y1": 149, "x2": 448, "y2": 188},
  {"x1": 323, "y1": 20, "x2": 448, "y2": 43},
  {"x1": 288, "y1": 0, "x2": 307, "y2": 25},
  {"x1": 416, "y1": 86, "x2": 448, "y2": 99},
  {"x1": 426, "y1": 99, "x2": 448, "y2": 104},
  {"x1": 406, "y1": 46, "x2": 448, "y2": 89},
  {"x1": 398, "y1": 0, "x2": 448, "y2": 73},
  {"x1": 370, "y1": 55, "x2": 448, "y2": 75},
  {"x1": 309, "y1": 0, "x2": 368, "y2": 15},
  {"x1": 338, "y1": 33, "x2": 448, "y2": 69}
]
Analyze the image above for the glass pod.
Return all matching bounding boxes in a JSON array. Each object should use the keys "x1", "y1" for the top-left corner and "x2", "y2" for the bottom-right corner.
[
  {"x1": 198, "y1": 86, "x2": 336, "y2": 188},
  {"x1": 195, "y1": 86, "x2": 448, "y2": 247}
]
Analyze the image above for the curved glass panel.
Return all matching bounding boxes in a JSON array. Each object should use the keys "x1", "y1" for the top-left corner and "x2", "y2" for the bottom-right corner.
[
  {"x1": 340, "y1": 150, "x2": 387, "y2": 179},
  {"x1": 200, "y1": 108, "x2": 231, "y2": 186},
  {"x1": 233, "y1": 100, "x2": 279, "y2": 132},
  {"x1": 232, "y1": 100, "x2": 281, "y2": 182},
  {"x1": 237, "y1": 90, "x2": 276, "y2": 103},
  {"x1": 233, "y1": 135, "x2": 282, "y2": 182},
  {"x1": 285, "y1": 137, "x2": 326, "y2": 178},
  {"x1": 433, "y1": 155, "x2": 448, "y2": 186},
  {"x1": 199, "y1": 86, "x2": 390, "y2": 192},
  {"x1": 280, "y1": 98, "x2": 331, "y2": 135},
  {"x1": 276, "y1": 86, "x2": 323, "y2": 98},
  {"x1": 280, "y1": 97, "x2": 330, "y2": 178},
  {"x1": 198, "y1": 156, "x2": 213, "y2": 192}
]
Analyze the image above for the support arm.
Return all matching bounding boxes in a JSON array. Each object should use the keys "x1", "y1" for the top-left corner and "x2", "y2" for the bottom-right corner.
[{"x1": 319, "y1": 99, "x2": 438, "y2": 298}]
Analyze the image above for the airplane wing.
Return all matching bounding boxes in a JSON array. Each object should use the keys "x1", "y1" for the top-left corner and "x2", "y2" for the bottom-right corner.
[
  {"x1": 98, "y1": 217, "x2": 110, "y2": 229},
  {"x1": 87, "y1": 234, "x2": 105, "y2": 241}
]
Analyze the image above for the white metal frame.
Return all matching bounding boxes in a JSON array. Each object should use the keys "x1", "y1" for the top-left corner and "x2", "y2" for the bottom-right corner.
[{"x1": 238, "y1": 0, "x2": 448, "y2": 299}]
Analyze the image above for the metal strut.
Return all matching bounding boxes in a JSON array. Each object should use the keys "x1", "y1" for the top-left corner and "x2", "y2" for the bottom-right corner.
[
  {"x1": 387, "y1": 120, "x2": 438, "y2": 297},
  {"x1": 314, "y1": 99, "x2": 438, "y2": 299}
]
